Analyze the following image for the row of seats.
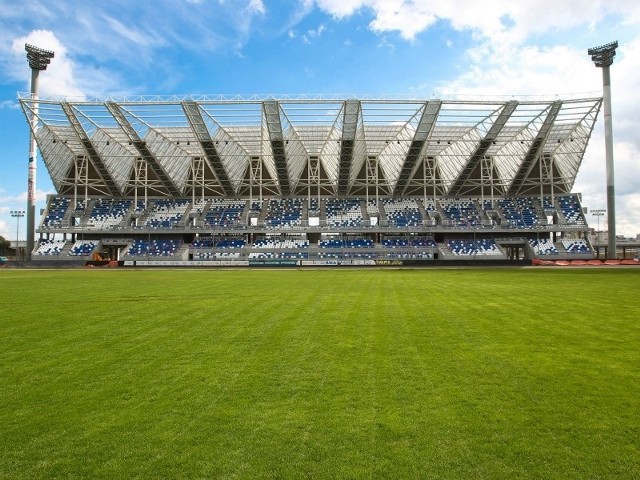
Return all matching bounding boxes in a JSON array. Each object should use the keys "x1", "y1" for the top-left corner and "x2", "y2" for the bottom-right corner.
[
  {"x1": 190, "y1": 236, "x2": 438, "y2": 250},
  {"x1": 318, "y1": 237, "x2": 374, "y2": 248},
  {"x1": 34, "y1": 239, "x2": 67, "y2": 255},
  {"x1": 307, "y1": 198, "x2": 320, "y2": 213},
  {"x1": 43, "y1": 197, "x2": 70, "y2": 227},
  {"x1": 69, "y1": 240, "x2": 98, "y2": 256},
  {"x1": 192, "y1": 237, "x2": 245, "y2": 248},
  {"x1": 382, "y1": 198, "x2": 422, "y2": 227},
  {"x1": 264, "y1": 199, "x2": 303, "y2": 229},
  {"x1": 529, "y1": 238, "x2": 558, "y2": 255},
  {"x1": 382, "y1": 236, "x2": 437, "y2": 248},
  {"x1": 497, "y1": 197, "x2": 541, "y2": 228},
  {"x1": 87, "y1": 198, "x2": 133, "y2": 229},
  {"x1": 30, "y1": 236, "x2": 589, "y2": 259},
  {"x1": 252, "y1": 237, "x2": 309, "y2": 249},
  {"x1": 440, "y1": 199, "x2": 482, "y2": 227},
  {"x1": 191, "y1": 235, "x2": 440, "y2": 250},
  {"x1": 192, "y1": 199, "x2": 207, "y2": 215},
  {"x1": 204, "y1": 199, "x2": 245, "y2": 228},
  {"x1": 562, "y1": 239, "x2": 591, "y2": 253},
  {"x1": 34, "y1": 239, "x2": 97, "y2": 256},
  {"x1": 41, "y1": 195, "x2": 587, "y2": 230},
  {"x1": 325, "y1": 198, "x2": 364, "y2": 228},
  {"x1": 145, "y1": 200, "x2": 190, "y2": 228},
  {"x1": 558, "y1": 196, "x2": 586, "y2": 225},
  {"x1": 126, "y1": 239, "x2": 181, "y2": 257},
  {"x1": 248, "y1": 252, "x2": 309, "y2": 259},
  {"x1": 447, "y1": 239, "x2": 502, "y2": 256}
]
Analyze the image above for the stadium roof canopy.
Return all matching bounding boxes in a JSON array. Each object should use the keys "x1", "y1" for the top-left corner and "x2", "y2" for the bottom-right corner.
[{"x1": 18, "y1": 94, "x2": 602, "y2": 198}]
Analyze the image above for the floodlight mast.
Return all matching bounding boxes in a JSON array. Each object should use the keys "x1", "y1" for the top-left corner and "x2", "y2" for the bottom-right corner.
[
  {"x1": 588, "y1": 41, "x2": 618, "y2": 259},
  {"x1": 24, "y1": 44, "x2": 54, "y2": 261}
]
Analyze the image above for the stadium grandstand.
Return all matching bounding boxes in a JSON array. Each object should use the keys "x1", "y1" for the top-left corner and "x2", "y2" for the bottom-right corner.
[{"x1": 18, "y1": 94, "x2": 601, "y2": 266}]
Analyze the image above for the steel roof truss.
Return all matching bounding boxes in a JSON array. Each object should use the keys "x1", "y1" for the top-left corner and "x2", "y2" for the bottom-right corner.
[
  {"x1": 507, "y1": 101, "x2": 562, "y2": 196},
  {"x1": 394, "y1": 101, "x2": 442, "y2": 196},
  {"x1": 338, "y1": 100, "x2": 360, "y2": 195},
  {"x1": 105, "y1": 102, "x2": 181, "y2": 197},
  {"x1": 448, "y1": 100, "x2": 518, "y2": 196},
  {"x1": 60, "y1": 103, "x2": 121, "y2": 197},
  {"x1": 263, "y1": 101, "x2": 290, "y2": 196},
  {"x1": 182, "y1": 101, "x2": 235, "y2": 197}
]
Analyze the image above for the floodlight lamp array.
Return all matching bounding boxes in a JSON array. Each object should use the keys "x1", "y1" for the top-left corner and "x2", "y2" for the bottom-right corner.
[
  {"x1": 588, "y1": 41, "x2": 618, "y2": 68},
  {"x1": 25, "y1": 43, "x2": 55, "y2": 70}
]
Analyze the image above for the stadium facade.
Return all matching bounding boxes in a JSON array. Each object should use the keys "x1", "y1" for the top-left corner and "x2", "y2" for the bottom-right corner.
[{"x1": 19, "y1": 94, "x2": 601, "y2": 266}]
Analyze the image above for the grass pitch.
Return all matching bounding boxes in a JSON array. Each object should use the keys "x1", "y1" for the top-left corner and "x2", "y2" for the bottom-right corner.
[{"x1": 1, "y1": 268, "x2": 639, "y2": 478}]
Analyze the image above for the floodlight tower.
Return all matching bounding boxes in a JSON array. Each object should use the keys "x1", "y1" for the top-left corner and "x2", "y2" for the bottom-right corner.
[
  {"x1": 10, "y1": 210, "x2": 25, "y2": 261},
  {"x1": 24, "y1": 44, "x2": 54, "y2": 260},
  {"x1": 591, "y1": 209, "x2": 606, "y2": 258},
  {"x1": 588, "y1": 41, "x2": 618, "y2": 259}
]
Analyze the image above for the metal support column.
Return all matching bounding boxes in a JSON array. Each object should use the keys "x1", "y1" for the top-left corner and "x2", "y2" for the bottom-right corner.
[
  {"x1": 589, "y1": 41, "x2": 618, "y2": 258},
  {"x1": 24, "y1": 44, "x2": 54, "y2": 260}
]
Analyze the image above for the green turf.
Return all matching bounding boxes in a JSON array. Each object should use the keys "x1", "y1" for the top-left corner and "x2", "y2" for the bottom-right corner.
[{"x1": 0, "y1": 268, "x2": 639, "y2": 478}]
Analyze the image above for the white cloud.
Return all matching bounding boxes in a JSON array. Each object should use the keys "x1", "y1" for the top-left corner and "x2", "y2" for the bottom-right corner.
[
  {"x1": 277, "y1": 0, "x2": 315, "y2": 37},
  {"x1": 316, "y1": 0, "x2": 371, "y2": 19},
  {"x1": 0, "y1": 218, "x2": 11, "y2": 243},
  {"x1": 0, "y1": 100, "x2": 19, "y2": 110},
  {"x1": 314, "y1": 0, "x2": 640, "y2": 42},
  {"x1": 377, "y1": 36, "x2": 395, "y2": 52},
  {"x1": 301, "y1": 24, "x2": 327, "y2": 44},
  {"x1": 438, "y1": 44, "x2": 601, "y2": 97},
  {"x1": 367, "y1": 0, "x2": 438, "y2": 41},
  {"x1": 247, "y1": 0, "x2": 266, "y2": 15},
  {"x1": 310, "y1": 24, "x2": 326, "y2": 37},
  {"x1": 103, "y1": 16, "x2": 167, "y2": 48},
  {"x1": 0, "y1": 189, "x2": 52, "y2": 205},
  {"x1": 0, "y1": 189, "x2": 52, "y2": 241},
  {"x1": 0, "y1": 1, "x2": 271, "y2": 99}
]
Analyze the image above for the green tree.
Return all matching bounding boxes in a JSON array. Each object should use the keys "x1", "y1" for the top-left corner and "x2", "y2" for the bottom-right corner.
[{"x1": 0, "y1": 235, "x2": 10, "y2": 256}]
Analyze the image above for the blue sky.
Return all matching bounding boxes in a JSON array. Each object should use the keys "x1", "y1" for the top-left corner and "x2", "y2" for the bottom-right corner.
[{"x1": 1, "y1": 0, "x2": 639, "y2": 240}]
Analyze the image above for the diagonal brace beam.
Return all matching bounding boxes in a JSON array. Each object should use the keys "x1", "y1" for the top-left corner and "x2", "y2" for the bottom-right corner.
[
  {"x1": 507, "y1": 101, "x2": 562, "y2": 196},
  {"x1": 264, "y1": 101, "x2": 290, "y2": 196},
  {"x1": 337, "y1": 100, "x2": 360, "y2": 196},
  {"x1": 105, "y1": 101, "x2": 181, "y2": 197},
  {"x1": 448, "y1": 100, "x2": 518, "y2": 196},
  {"x1": 394, "y1": 101, "x2": 441, "y2": 196},
  {"x1": 182, "y1": 101, "x2": 234, "y2": 197},
  {"x1": 61, "y1": 102, "x2": 121, "y2": 197}
]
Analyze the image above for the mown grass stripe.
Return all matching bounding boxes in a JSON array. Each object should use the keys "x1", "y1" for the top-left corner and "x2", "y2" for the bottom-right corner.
[{"x1": 0, "y1": 268, "x2": 638, "y2": 478}]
